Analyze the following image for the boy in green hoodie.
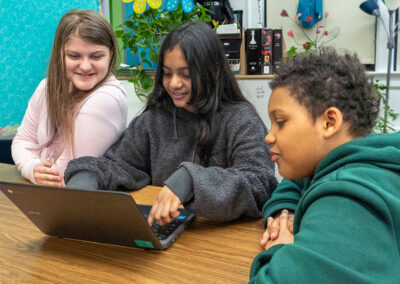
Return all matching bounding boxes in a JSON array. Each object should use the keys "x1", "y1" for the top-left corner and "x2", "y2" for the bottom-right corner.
[{"x1": 250, "y1": 48, "x2": 400, "y2": 283}]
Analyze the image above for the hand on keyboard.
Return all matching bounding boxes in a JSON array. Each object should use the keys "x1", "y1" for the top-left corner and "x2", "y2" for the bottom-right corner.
[{"x1": 147, "y1": 185, "x2": 182, "y2": 226}]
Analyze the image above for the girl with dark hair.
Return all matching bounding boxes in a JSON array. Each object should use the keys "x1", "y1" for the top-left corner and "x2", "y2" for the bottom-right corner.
[
  {"x1": 12, "y1": 9, "x2": 127, "y2": 186},
  {"x1": 65, "y1": 21, "x2": 277, "y2": 225}
]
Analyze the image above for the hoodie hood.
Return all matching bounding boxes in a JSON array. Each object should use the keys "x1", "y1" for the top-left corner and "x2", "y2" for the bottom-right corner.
[
  {"x1": 170, "y1": 106, "x2": 199, "y2": 139},
  {"x1": 314, "y1": 131, "x2": 400, "y2": 181}
]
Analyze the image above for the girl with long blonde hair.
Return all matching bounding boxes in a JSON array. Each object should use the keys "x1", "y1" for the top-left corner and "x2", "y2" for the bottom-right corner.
[{"x1": 12, "y1": 9, "x2": 127, "y2": 186}]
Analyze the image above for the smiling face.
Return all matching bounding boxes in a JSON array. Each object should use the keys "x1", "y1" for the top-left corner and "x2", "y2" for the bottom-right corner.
[
  {"x1": 64, "y1": 36, "x2": 111, "y2": 92},
  {"x1": 162, "y1": 46, "x2": 195, "y2": 112},
  {"x1": 265, "y1": 87, "x2": 328, "y2": 179}
]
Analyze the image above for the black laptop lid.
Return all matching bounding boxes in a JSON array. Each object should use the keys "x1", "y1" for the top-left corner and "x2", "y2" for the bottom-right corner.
[{"x1": 0, "y1": 181, "x2": 165, "y2": 249}]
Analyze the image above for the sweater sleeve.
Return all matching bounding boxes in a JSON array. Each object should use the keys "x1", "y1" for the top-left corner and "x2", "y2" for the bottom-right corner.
[
  {"x1": 180, "y1": 107, "x2": 277, "y2": 221},
  {"x1": 164, "y1": 167, "x2": 194, "y2": 203},
  {"x1": 11, "y1": 80, "x2": 46, "y2": 183},
  {"x1": 52, "y1": 89, "x2": 128, "y2": 179},
  {"x1": 64, "y1": 112, "x2": 152, "y2": 191},
  {"x1": 261, "y1": 178, "x2": 306, "y2": 227},
  {"x1": 250, "y1": 181, "x2": 399, "y2": 283}
]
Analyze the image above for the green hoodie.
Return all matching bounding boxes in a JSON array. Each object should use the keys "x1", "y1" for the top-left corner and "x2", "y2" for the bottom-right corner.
[{"x1": 250, "y1": 132, "x2": 400, "y2": 283}]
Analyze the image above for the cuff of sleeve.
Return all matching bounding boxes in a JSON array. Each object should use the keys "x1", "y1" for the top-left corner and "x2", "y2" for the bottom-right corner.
[
  {"x1": 66, "y1": 170, "x2": 99, "y2": 190},
  {"x1": 249, "y1": 244, "x2": 285, "y2": 279},
  {"x1": 20, "y1": 158, "x2": 41, "y2": 184},
  {"x1": 263, "y1": 203, "x2": 298, "y2": 228},
  {"x1": 164, "y1": 167, "x2": 193, "y2": 203}
]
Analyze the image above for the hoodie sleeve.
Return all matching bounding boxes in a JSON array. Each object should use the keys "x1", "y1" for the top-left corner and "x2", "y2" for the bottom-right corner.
[
  {"x1": 249, "y1": 180, "x2": 399, "y2": 283},
  {"x1": 64, "y1": 112, "x2": 152, "y2": 191},
  {"x1": 178, "y1": 106, "x2": 278, "y2": 221},
  {"x1": 11, "y1": 80, "x2": 46, "y2": 183},
  {"x1": 261, "y1": 178, "x2": 306, "y2": 227}
]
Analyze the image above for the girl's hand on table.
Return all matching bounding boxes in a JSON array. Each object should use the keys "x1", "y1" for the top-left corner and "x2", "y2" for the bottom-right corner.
[{"x1": 33, "y1": 158, "x2": 63, "y2": 187}]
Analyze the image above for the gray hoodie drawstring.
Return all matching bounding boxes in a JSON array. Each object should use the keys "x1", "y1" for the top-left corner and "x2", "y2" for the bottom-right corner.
[{"x1": 173, "y1": 108, "x2": 178, "y2": 140}]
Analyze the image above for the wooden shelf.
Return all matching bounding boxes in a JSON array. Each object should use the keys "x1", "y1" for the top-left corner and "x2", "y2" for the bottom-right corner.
[{"x1": 235, "y1": 74, "x2": 275, "y2": 79}]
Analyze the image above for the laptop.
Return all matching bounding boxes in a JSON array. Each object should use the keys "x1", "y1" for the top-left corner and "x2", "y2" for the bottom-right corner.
[{"x1": 0, "y1": 181, "x2": 195, "y2": 250}]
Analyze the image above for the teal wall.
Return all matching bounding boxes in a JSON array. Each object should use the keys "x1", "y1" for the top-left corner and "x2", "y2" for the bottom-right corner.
[{"x1": 0, "y1": 0, "x2": 99, "y2": 132}]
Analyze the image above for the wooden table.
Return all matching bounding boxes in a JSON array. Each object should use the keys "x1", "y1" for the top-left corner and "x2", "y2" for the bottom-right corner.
[{"x1": 0, "y1": 163, "x2": 265, "y2": 283}]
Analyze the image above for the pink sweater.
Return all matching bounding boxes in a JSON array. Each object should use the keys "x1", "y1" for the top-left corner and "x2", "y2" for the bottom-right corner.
[{"x1": 12, "y1": 75, "x2": 128, "y2": 183}]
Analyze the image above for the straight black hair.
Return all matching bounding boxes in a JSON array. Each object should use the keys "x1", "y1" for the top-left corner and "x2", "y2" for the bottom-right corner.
[{"x1": 146, "y1": 21, "x2": 252, "y2": 165}]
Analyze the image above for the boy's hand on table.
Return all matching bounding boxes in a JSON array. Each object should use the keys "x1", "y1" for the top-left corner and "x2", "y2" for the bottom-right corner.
[
  {"x1": 264, "y1": 209, "x2": 294, "y2": 249},
  {"x1": 260, "y1": 209, "x2": 294, "y2": 248},
  {"x1": 148, "y1": 185, "x2": 181, "y2": 226},
  {"x1": 33, "y1": 158, "x2": 63, "y2": 187}
]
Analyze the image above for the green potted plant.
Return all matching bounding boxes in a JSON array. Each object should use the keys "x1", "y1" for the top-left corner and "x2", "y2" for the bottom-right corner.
[
  {"x1": 114, "y1": 3, "x2": 211, "y2": 100},
  {"x1": 372, "y1": 80, "x2": 399, "y2": 133}
]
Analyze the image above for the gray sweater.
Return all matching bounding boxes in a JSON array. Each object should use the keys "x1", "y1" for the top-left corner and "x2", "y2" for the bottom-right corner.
[{"x1": 64, "y1": 103, "x2": 277, "y2": 221}]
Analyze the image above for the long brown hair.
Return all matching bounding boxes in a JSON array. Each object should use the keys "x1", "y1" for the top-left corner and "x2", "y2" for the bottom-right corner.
[{"x1": 46, "y1": 9, "x2": 118, "y2": 157}]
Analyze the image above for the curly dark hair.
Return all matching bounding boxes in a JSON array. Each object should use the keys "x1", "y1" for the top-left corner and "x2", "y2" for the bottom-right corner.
[{"x1": 270, "y1": 48, "x2": 380, "y2": 137}]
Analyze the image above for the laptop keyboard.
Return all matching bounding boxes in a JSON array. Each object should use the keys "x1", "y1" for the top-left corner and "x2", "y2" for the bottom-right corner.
[{"x1": 151, "y1": 216, "x2": 185, "y2": 240}]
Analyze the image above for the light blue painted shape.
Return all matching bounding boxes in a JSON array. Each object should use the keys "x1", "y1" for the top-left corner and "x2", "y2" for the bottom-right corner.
[
  {"x1": 181, "y1": 0, "x2": 194, "y2": 13},
  {"x1": 165, "y1": 0, "x2": 179, "y2": 12},
  {"x1": 165, "y1": 0, "x2": 194, "y2": 13}
]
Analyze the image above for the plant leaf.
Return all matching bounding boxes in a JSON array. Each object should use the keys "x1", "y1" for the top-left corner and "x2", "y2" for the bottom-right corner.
[{"x1": 149, "y1": 49, "x2": 159, "y2": 64}]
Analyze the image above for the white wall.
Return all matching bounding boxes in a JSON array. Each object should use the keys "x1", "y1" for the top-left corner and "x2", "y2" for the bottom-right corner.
[
  {"x1": 265, "y1": 0, "x2": 376, "y2": 64},
  {"x1": 121, "y1": 80, "x2": 146, "y2": 123}
]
